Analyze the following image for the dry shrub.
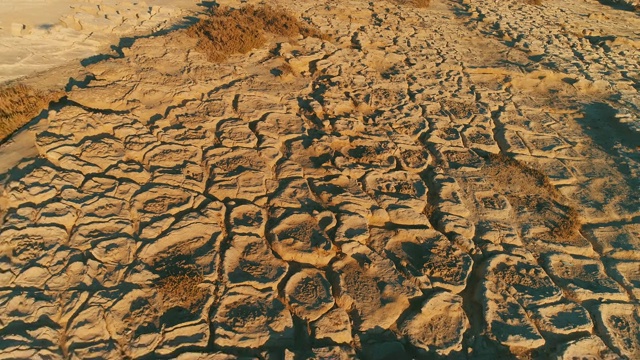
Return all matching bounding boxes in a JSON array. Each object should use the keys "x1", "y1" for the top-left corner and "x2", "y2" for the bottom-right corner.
[
  {"x1": 186, "y1": 5, "x2": 326, "y2": 62},
  {"x1": 485, "y1": 153, "x2": 581, "y2": 240},
  {"x1": 392, "y1": 0, "x2": 431, "y2": 7},
  {"x1": 552, "y1": 207, "x2": 581, "y2": 239},
  {"x1": 155, "y1": 264, "x2": 208, "y2": 311},
  {"x1": 245, "y1": 5, "x2": 325, "y2": 39},
  {"x1": 486, "y1": 153, "x2": 558, "y2": 199},
  {"x1": 598, "y1": 0, "x2": 639, "y2": 11},
  {"x1": 526, "y1": 0, "x2": 543, "y2": 5},
  {"x1": 0, "y1": 84, "x2": 63, "y2": 142},
  {"x1": 442, "y1": 99, "x2": 478, "y2": 118}
]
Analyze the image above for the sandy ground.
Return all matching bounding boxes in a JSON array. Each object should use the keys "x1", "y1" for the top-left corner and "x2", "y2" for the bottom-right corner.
[
  {"x1": 0, "y1": 0, "x2": 639, "y2": 359},
  {"x1": 0, "y1": 0, "x2": 203, "y2": 84}
]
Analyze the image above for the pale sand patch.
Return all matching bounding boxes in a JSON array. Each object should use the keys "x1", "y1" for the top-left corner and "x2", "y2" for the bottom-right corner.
[{"x1": 0, "y1": 0, "x2": 203, "y2": 84}]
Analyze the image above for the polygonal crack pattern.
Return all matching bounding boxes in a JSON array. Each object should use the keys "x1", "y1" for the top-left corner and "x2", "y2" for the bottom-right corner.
[{"x1": 1, "y1": 0, "x2": 639, "y2": 358}]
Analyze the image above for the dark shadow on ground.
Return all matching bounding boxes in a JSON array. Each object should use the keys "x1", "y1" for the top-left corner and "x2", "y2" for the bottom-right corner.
[
  {"x1": 597, "y1": 0, "x2": 640, "y2": 12},
  {"x1": 579, "y1": 102, "x2": 639, "y2": 172},
  {"x1": 577, "y1": 101, "x2": 640, "y2": 210}
]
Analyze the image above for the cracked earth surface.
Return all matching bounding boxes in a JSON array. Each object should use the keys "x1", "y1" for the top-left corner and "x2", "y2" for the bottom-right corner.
[
  {"x1": 0, "y1": 0, "x2": 201, "y2": 84},
  {"x1": 0, "y1": 0, "x2": 639, "y2": 359}
]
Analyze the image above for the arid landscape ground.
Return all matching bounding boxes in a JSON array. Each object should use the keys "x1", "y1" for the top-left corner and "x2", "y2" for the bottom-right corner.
[{"x1": 0, "y1": 0, "x2": 639, "y2": 359}]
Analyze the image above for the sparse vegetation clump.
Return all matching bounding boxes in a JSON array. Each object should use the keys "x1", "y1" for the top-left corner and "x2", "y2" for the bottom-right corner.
[
  {"x1": 486, "y1": 153, "x2": 558, "y2": 199},
  {"x1": 599, "y1": 0, "x2": 640, "y2": 12},
  {"x1": 186, "y1": 5, "x2": 327, "y2": 62},
  {"x1": 0, "y1": 84, "x2": 64, "y2": 143},
  {"x1": 154, "y1": 263, "x2": 208, "y2": 311},
  {"x1": 552, "y1": 206, "x2": 581, "y2": 239},
  {"x1": 485, "y1": 153, "x2": 582, "y2": 240},
  {"x1": 392, "y1": 0, "x2": 431, "y2": 8}
]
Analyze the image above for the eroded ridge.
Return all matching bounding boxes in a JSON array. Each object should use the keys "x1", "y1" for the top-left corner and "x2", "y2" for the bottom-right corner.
[{"x1": 0, "y1": 0, "x2": 639, "y2": 359}]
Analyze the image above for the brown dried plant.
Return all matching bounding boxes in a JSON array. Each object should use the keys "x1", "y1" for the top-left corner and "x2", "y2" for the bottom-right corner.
[
  {"x1": 186, "y1": 5, "x2": 327, "y2": 62},
  {"x1": 485, "y1": 153, "x2": 581, "y2": 240},
  {"x1": 154, "y1": 263, "x2": 208, "y2": 311},
  {"x1": 0, "y1": 84, "x2": 63, "y2": 142},
  {"x1": 392, "y1": 0, "x2": 431, "y2": 7}
]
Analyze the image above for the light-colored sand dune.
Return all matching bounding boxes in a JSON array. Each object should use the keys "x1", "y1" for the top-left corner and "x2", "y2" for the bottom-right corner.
[{"x1": 0, "y1": 0, "x2": 639, "y2": 359}]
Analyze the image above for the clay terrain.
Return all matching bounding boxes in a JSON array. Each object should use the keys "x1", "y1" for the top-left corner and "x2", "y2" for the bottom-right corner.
[{"x1": 0, "y1": 0, "x2": 639, "y2": 359}]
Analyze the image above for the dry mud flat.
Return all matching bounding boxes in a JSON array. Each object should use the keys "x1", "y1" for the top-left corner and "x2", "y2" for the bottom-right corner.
[{"x1": 0, "y1": 0, "x2": 639, "y2": 359}]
